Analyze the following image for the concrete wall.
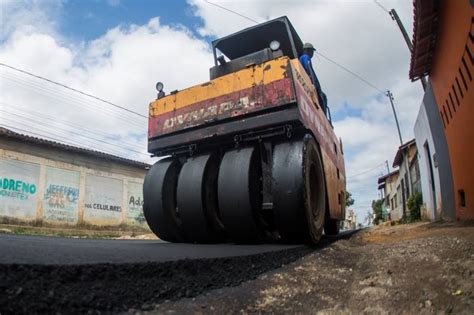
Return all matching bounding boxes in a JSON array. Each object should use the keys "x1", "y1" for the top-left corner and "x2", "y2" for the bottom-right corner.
[
  {"x1": 419, "y1": 83, "x2": 456, "y2": 220},
  {"x1": 382, "y1": 172, "x2": 398, "y2": 220},
  {"x1": 388, "y1": 145, "x2": 417, "y2": 221},
  {"x1": 414, "y1": 102, "x2": 442, "y2": 221},
  {"x1": 0, "y1": 139, "x2": 149, "y2": 231}
]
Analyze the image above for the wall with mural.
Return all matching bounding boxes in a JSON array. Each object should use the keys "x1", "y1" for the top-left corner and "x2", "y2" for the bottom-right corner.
[
  {"x1": 127, "y1": 182, "x2": 146, "y2": 226},
  {"x1": 0, "y1": 156, "x2": 148, "y2": 230},
  {"x1": 84, "y1": 174, "x2": 123, "y2": 226},
  {"x1": 43, "y1": 167, "x2": 80, "y2": 224},
  {"x1": 0, "y1": 158, "x2": 40, "y2": 221}
]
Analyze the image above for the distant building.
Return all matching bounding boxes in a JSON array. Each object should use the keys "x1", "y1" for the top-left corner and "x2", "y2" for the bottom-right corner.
[
  {"x1": 0, "y1": 127, "x2": 150, "y2": 230},
  {"x1": 377, "y1": 140, "x2": 420, "y2": 221},
  {"x1": 378, "y1": 169, "x2": 400, "y2": 221},
  {"x1": 343, "y1": 209, "x2": 357, "y2": 230},
  {"x1": 410, "y1": 0, "x2": 473, "y2": 220}
]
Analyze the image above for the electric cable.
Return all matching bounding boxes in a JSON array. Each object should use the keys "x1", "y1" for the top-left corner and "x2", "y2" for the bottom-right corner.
[
  {"x1": 373, "y1": 0, "x2": 390, "y2": 14},
  {"x1": 2, "y1": 103, "x2": 144, "y2": 149},
  {"x1": 0, "y1": 72, "x2": 145, "y2": 128},
  {"x1": 0, "y1": 62, "x2": 148, "y2": 119},
  {"x1": 0, "y1": 110, "x2": 149, "y2": 157},
  {"x1": 204, "y1": 0, "x2": 259, "y2": 23}
]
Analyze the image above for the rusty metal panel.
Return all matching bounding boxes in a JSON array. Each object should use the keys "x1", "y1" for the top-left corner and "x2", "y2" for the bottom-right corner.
[
  {"x1": 43, "y1": 167, "x2": 80, "y2": 225},
  {"x1": 148, "y1": 57, "x2": 295, "y2": 139},
  {"x1": 83, "y1": 174, "x2": 123, "y2": 226},
  {"x1": 0, "y1": 158, "x2": 40, "y2": 221},
  {"x1": 127, "y1": 181, "x2": 146, "y2": 226}
]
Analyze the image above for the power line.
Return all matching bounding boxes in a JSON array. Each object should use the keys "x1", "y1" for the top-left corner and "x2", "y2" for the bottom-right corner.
[
  {"x1": 0, "y1": 71, "x2": 145, "y2": 126},
  {"x1": 347, "y1": 172, "x2": 384, "y2": 184},
  {"x1": 0, "y1": 62, "x2": 148, "y2": 119},
  {"x1": 0, "y1": 118, "x2": 148, "y2": 160},
  {"x1": 204, "y1": 0, "x2": 259, "y2": 24},
  {"x1": 0, "y1": 72, "x2": 145, "y2": 128},
  {"x1": 3, "y1": 103, "x2": 144, "y2": 148},
  {"x1": 316, "y1": 51, "x2": 384, "y2": 94},
  {"x1": 373, "y1": 0, "x2": 390, "y2": 14},
  {"x1": 202, "y1": 1, "x2": 385, "y2": 95},
  {"x1": 0, "y1": 110, "x2": 149, "y2": 156},
  {"x1": 1, "y1": 124, "x2": 151, "y2": 172},
  {"x1": 347, "y1": 162, "x2": 385, "y2": 177}
]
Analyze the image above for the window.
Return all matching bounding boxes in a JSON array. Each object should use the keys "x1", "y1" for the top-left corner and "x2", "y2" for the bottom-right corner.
[{"x1": 459, "y1": 190, "x2": 466, "y2": 207}]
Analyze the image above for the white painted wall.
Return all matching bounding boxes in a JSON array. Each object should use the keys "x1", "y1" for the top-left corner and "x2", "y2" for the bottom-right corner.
[
  {"x1": 414, "y1": 103, "x2": 441, "y2": 220},
  {"x1": 0, "y1": 149, "x2": 148, "y2": 230}
]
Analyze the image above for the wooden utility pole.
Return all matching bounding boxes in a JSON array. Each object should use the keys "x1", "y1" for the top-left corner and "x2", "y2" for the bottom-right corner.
[{"x1": 389, "y1": 8, "x2": 428, "y2": 91}]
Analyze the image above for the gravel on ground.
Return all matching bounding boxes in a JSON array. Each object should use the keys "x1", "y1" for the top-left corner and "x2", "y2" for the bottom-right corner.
[{"x1": 153, "y1": 222, "x2": 474, "y2": 314}]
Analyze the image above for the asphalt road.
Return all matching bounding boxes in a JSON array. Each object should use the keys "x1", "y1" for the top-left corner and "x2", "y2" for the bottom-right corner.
[
  {"x1": 0, "y1": 234, "x2": 300, "y2": 265},
  {"x1": 0, "y1": 231, "x2": 358, "y2": 313}
]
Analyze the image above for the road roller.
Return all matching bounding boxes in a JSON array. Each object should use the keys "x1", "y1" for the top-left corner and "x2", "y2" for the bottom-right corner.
[{"x1": 143, "y1": 16, "x2": 346, "y2": 244}]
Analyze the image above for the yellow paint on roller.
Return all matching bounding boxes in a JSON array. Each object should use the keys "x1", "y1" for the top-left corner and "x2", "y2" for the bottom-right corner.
[{"x1": 149, "y1": 57, "x2": 291, "y2": 116}]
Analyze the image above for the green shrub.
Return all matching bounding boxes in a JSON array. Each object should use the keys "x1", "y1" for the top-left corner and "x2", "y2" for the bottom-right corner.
[{"x1": 407, "y1": 191, "x2": 423, "y2": 222}]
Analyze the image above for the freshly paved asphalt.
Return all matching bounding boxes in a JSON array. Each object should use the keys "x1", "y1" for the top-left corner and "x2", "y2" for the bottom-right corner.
[{"x1": 0, "y1": 234, "x2": 300, "y2": 265}]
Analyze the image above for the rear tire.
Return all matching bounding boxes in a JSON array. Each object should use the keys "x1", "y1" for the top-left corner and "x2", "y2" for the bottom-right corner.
[
  {"x1": 303, "y1": 135, "x2": 326, "y2": 244},
  {"x1": 272, "y1": 135, "x2": 326, "y2": 244}
]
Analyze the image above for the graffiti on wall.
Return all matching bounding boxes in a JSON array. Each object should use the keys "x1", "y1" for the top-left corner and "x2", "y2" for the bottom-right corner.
[
  {"x1": 0, "y1": 158, "x2": 40, "y2": 220},
  {"x1": 127, "y1": 182, "x2": 146, "y2": 225},
  {"x1": 84, "y1": 174, "x2": 122, "y2": 225},
  {"x1": 43, "y1": 167, "x2": 80, "y2": 224}
]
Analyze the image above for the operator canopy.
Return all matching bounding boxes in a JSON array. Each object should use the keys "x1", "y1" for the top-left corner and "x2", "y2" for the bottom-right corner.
[{"x1": 212, "y1": 16, "x2": 304, "y2": 62}]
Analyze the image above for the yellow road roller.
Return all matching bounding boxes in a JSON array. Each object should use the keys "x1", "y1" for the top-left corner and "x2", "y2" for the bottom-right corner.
[{"x1": 144, "y1": 16, "x2": 346, "y2": 244}]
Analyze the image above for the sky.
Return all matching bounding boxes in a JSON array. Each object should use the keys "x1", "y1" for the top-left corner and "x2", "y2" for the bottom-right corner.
[{"x1": 0, "y1": 0, "x2": 424, "y2": 224}]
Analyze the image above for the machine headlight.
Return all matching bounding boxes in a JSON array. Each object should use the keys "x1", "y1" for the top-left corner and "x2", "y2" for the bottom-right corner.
[
  {"x1": 155, "y1": 82, "x2": 164, "y2": 92},
  {"x1": 269, "y1": 40, "x2": 280, "y2": 51}
]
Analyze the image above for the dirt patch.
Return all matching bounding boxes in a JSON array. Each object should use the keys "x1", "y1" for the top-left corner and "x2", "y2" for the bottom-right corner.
[
  {"x1": 0, "y1": 224, "x2": 155, "y2": 240},
  {"x1": 355, "y1": 221, "x2": 474, "y2": 244},
  {"x1": 153, "y1": 222, "x2": 474, "y2": 314}
]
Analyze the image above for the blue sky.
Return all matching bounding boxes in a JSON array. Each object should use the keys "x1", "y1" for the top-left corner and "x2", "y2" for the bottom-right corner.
[
  {"x1": 0, "y1": 0, "x2": 424, "y2": 224},
  {"x1": 61, "y1": 0, "x2": 206, "y2": 41}
]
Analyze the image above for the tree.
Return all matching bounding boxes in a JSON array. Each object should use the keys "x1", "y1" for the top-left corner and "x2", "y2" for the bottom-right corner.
[
  {"x1": 371, "y1": 199, "x2": 384, "y2": 225},
  {"x1": 345, "y1": 191, "x2": 355, "y2": 207}
]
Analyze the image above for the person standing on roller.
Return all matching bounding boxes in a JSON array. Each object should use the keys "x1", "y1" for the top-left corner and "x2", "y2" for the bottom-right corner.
[{"x1": 299, "y1": 42, "x2": 328, "y2": 116}]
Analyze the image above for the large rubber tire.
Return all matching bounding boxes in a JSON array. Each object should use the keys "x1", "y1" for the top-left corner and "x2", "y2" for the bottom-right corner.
[
  {"x1": 143, "y1": 158, "x2": 184, "y2": 242},
  {"x1": 272, "y1": 141, "x2": 308, "y2": 242},
  {"x1": 303, "y1": 136, "x2": 327, "y2": 244},
  {"x1": 177, "y1": 153, "x2": 225, "y2": 243},
  {"x1": 218, "y1": 147, "x2": 262, "y2": 243},
  {"x1": 272, "y1": 135, "x2": 326, "y2": 244}
]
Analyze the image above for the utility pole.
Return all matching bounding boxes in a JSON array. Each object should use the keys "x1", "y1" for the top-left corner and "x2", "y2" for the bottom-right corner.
[
  {"x1": 385, "y1": 90, "x2": 403, "y2": 145},
  {"x1": 389, "y1": 8, "x2": 428, "y2": 91}
]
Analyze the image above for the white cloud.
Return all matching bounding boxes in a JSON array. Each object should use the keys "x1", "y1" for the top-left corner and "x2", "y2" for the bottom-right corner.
[{"x1": 0, "y1": 3, "x2": 213, "y2": 163}]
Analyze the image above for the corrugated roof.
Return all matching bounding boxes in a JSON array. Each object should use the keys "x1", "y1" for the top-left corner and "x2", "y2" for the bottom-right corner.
[
  {"x1": 0, "y1": 127, "x2": 150, "y2": 169},
  {"x1": 409, "y1": 0, "x2": 441, "y2": 81}
]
